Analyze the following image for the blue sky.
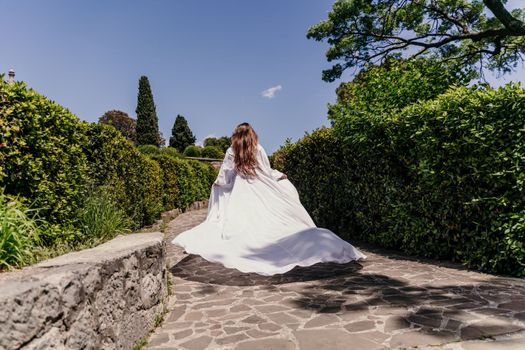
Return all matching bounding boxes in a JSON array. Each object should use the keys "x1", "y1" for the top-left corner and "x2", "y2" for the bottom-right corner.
[{"x1": 2, "y1": 0, "x2": 525, "y2": 153}]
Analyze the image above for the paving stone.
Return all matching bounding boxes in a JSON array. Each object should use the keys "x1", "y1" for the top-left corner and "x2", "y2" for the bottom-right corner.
[
  {"x1": 230, "y1": 304, "x2": 252, "y2": 312},
  {"x1": 460, "y1": 320, "x2": 524, "y2": 340},
  {"x1": 173, "y1": 329, "x2": 193, "y2": 340},
  {"x1": 294, "y1": 329, "x2": 381, "y2": 350},
  {"x1": 148, "y1": 333, "x2": 169, "y2": 347},
  {"x1": 246, "y1": 329, "x2": 279, "y2": 338},
  {"x1": 259, "y1": 322, "x2": 282, "y2": 332},
  {"x1": 184, "y1": 311, "x2": 203, "y2": 321},
  {"x1": 462, "y1": 338, "x2": 525, "y2": 350},
  {"x1": 166, "y1": 305, "x2": 186, "y2": 322},
  {"x1": 344, "y1": 320, "x2": 376, "y2": 332},
  {"x1": 216, "y1": 333, "x2": 249, "y2": 345},
  {"x1": 224, "y1": 326, "x2": 250, "y2": 334},
  {"x1": 384, "y1": 316, "x2": 410, "y2": 332},
  {"x1": 304, "y1": 314, "x2": 339, "y2": 328},
  {"x1": 255, "y1": 304, "x2": 290, "y2": 313},
  {"x1": 180, "y1": 335, "x2": 213, "y2": 350},
  {"x1": 235, "y1": 338, "x2": 296, "y2": 350},
  {"x1": 266, "y1": 312, "x2": 298, "y2": 324},
  {"x1": 390, "y1": 329, "x2": 457, "y2": 348},
  {"x1": 241, "y1": 315, "x2": 266, "y2": 324}
]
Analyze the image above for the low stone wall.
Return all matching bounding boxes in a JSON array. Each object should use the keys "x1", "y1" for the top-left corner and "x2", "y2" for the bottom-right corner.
[{"x1": 0, "y1": 232, "x2": 167, "y2": 350}]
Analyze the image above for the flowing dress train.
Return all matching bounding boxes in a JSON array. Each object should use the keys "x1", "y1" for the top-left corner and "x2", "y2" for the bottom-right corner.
[{"x1": 172, "y1": 144, "x2": 366, "y2": 275}]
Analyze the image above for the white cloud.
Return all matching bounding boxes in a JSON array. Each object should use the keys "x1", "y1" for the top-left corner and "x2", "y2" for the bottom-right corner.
[{"x1": 261, "y1": 85, "x2": 282, "y2": 99}]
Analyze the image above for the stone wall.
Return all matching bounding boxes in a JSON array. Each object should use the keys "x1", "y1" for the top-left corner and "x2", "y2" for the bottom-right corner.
[{"x1": 0, "y1": 232, "x2": 167, "y2": 350}]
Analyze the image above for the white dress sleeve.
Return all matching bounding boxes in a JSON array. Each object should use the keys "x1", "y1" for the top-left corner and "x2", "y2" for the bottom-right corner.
[
  {"x1": 257, "y1": 145, "x2": 284, "y2": 180},
  {"x1": 214, "y1": 147, "x2": 235, "y2": 187}
]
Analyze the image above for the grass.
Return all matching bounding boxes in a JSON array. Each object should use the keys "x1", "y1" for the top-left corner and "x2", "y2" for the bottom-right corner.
[
  {"x1": 0, "y1": 194, "x2": 40, "y2": 270},
  {"x1": 0, "y1": 190, "x2": 132, "y2": 271}
]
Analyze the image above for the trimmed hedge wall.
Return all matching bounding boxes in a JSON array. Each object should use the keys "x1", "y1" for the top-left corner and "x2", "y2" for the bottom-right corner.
[
  {"x1": 0, "y1": 80, "x2": 89, "y2": 224},
  {"x1": 274, "y1": 84, "x2": 525, "y2": 276},
  {"x1": 1, "y1": 79, "x2": 217, "y2": 236}
]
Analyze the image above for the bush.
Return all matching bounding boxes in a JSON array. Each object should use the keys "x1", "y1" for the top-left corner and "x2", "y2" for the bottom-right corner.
[
  {"x1": 0, "y1": 193, "x2": 40, "y2": 270},
  {"x1": 139, "y1": 156, "x2": 163, "y2": 225},
  {"x1": 0, "y1": 80, "x2": 89, "y2": 224},
  {"x1": 150, "y1": 154, "x2": 179, "y2": 211},
  {"x1": 183, "y1": 145, "x2": 202, "y2": 157},
  {"x1": 85, "y1": 124, "x2": 162, "y2": 227},
  {"x1": 275, "y1": 84, "x2": 525, "y2": 276},
  {"x1": 160, "y1": 147, "x2": 182, "y2": 158},
  {"x1": 201, "y1": 146, "x2": 224, "y2": 159},
  {"x1": 188, "y1": 160, "x2": 216, "y2": 200},
  {"x1": 138, "y1": 144, "x2": 160, "y2": 155}
]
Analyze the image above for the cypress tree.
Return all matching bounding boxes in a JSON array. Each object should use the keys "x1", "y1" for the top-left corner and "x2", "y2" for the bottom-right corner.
[
  {"x1": 169, "y1": 115, "x2": 196, "y2": 152},
  {"x1": 135, "y1": 76, "x2": 161, "y2": 146}
]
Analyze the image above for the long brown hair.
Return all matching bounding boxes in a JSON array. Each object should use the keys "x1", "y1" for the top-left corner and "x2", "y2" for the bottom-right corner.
[{"x1": 231, "y1": 122, "x2": 258, "y2": 177}]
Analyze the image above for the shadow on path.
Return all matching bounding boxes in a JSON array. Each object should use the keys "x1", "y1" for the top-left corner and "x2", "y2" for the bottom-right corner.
[
  {"x1": 170, "y1": 252, "x2": 525, "y2": 345},
  {"x1": 170, "y1": 253, "x2": 364, "y2": 286}
]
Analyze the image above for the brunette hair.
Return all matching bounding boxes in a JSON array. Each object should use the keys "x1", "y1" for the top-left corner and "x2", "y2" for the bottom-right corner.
[{"x1": 231, "y1": 122, "x2": 258, "y2": 177}]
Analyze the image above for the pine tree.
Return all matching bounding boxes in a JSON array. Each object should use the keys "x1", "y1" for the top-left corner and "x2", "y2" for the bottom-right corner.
[
  {"x1": 170, "y1": 115, "x2": 196, "y2": 152},
  {"x1": 135, "y1": 76, "x2": 161, "y2": 146}
]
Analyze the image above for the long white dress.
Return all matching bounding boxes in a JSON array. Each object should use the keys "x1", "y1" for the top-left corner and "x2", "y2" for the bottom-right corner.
[{"x1": 171, "y1": 144, "x2": 366, "y2": 275}]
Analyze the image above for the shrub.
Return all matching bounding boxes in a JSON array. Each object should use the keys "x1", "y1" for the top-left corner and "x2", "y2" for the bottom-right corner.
[
  {"x1": 84, "y1": 124, "x2": 161, "y2": 227},
  {"x1": 0, "y1": 80, "x2": 89, "y2": 224},
  {"x1": 138, "y1": 156, "x2": 163, "y2": 225},
  {"x1": 188, "y1": 160, "x2": 215, "y2": 200},
  {"x1": 183, "y1": 145, "x2": 202, "y2": 157},
  {"x1": 275, "y1": 84, "x2": 525, "y2": 276},
  {"x1": 0, "y1": 193, "x2": 40, "y2": 270},
  {"x1": 201, "y1": 146, "x2": 224, "y2": 159},
  {"x1": 160, "y1": 147, "x2": 182, "y2": 159},
  {"x1": 138, "y1": 144, "x2": 160, "y2": 155},
  {"x1": 150, "y1": 154, "x2": 179, "y2": 211}
]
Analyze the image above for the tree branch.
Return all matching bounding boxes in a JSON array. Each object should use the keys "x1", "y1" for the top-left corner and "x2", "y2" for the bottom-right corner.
[{"x1": 483, "y1": 0, "x2": 525, "y2": 34}]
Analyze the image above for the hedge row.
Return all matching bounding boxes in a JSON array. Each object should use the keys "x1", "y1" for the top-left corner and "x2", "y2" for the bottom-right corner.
[
  {"x1": 0, "y1": 79, "x2": 216, "y2": 238},
  {"x1": 274, "y1": 84, "x2": 525, "y2": 276}
]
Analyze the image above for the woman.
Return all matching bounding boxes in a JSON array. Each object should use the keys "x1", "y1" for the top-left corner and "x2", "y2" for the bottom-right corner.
[{"x1": 172, "y1": 123, "x2": 365, "y2": 275}]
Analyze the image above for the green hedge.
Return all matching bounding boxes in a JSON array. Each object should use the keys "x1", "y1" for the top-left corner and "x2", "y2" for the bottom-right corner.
[
  {"x1": 274, "y1": 84, "x2": 525, "y2": 276},
  {"x1": 0, "y1": 80, "x2": 89, "y2": 224},
  {"x1": 1, "y1": 79, "x2": 217, "y2": 238}
]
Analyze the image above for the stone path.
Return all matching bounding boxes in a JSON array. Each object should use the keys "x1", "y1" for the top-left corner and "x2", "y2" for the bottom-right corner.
[{"x1": 146, "y1": 209, "x2": 525, "y2": 350}]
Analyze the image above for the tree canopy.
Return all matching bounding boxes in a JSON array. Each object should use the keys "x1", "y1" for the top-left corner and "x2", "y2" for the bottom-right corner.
[
  {"x1": 135, "y1": 76, "x2": 162, "y2": 146},
  {"x1": 99, "y1": 110, "x2": 136, "y2": 143},
  {"x1": 307, "y1": 0, "x2": 525, "y2": 81},
  {"x1": 170, "y1": 115, "x2": 196, "y2": 152},
  {"x1": 203, "y1": 136, "x2": 231, "y2": 153}
]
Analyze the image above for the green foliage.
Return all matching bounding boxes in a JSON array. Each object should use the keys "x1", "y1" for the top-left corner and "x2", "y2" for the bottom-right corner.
[
  {"x1": 203, "y1": 136, "x2": 231, "y2": 153},
  {"x1": 188, "y1": 160, "x2": 216, "y2": 200},
  {"x1": 0, "y1": 193, "x2": 40, "y2": 270},
  {"x1": 183, "y1": 145, "x2": 202, "y2": 157},
  {"x1": 275, "y1": 84, "x2": 525, "y2": 276},
  {"x1": 136, "y1": 76, "x2": 162, "y2": 146},
  {"x1": 0, "y1": 79, "x2": 89, "y2": 224},
  {"x1": 78, "y1": 190, "x2": 131, "y2": 243},
  {"x1": 139, "y1": 156, "x2": 163, "y2": 225},
  {"x1": 170, "y1": 115, "x2": 196, "y2": 152},
  {"x1": 328, "y1": 58, "x2": 468, "y2": 125},
  {"x1": 150, "y1": 154, "x2": 179, "y2": 211},
  {"x1": 138, "y1": 144, "x2": 160, "y2": 155},
  {"x1": 307, "y1": 0, "x2": 525, "y2": 81},
  {"x1": 201, "y1": 145, "x2": 224, "y2": 159},
  {"x1": 160, "y1": 147, "x2": 182, "y2": 158},
  {"x1": 99, "y1": 110, "x2": 137, "y2": 143},
  {"x1": 85, "y1": 124, "x2": 165, "y2": 227}
]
